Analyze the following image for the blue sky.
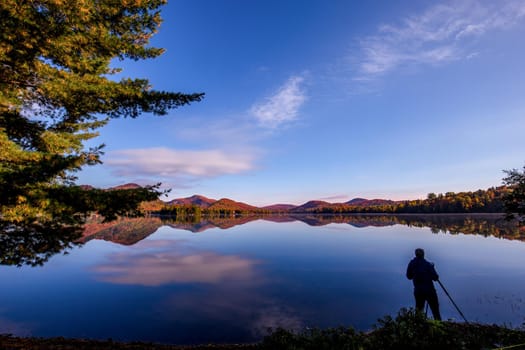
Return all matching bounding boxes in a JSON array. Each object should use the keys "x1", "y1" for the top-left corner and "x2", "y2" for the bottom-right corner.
[{"x1": 78, "y1": 0, "x2": 525, "y2": 206}]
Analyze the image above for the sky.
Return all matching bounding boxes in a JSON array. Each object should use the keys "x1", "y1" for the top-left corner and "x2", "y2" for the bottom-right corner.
[{"x1": 78, "y1": 0, "x2": 525, "y2": 206}]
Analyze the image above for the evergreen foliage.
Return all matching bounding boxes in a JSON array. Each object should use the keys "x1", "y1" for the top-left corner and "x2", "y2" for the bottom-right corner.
[
  {"x1": 0, "y1": 0, "x2": 203, "y2": 232},
  {"x1": 502, "y1": 165, "x2": 525, "y2": 225}
]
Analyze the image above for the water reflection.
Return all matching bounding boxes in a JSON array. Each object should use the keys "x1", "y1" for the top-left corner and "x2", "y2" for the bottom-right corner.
[
  {"x1": 154, "y1": 269, "x2": 303, "y2": 341},
  {"x1": 90, "y1": 231, "x2": 302, "y2": 342},
  {"x1": 85, "y1": 214, "x2": 524, "y2": 245},
  {"x1": 157, "y1": 284, "x2": 304, "y2": 341},
  {"x1": 93, "y1": 240, "x2": 259, "y2": 286},
  {"x1": 1, "y1": 214, "x2": 521, "y2": 270},
  {"x1": 0, "y1": 315, "x2": 31, "y2": 337},
  {"x1": 2, "y1": 214, "x2": 520, "y2": 267},
  {"x1": 0, "y1": 222, "x2": 83, "y2": 267},
  {"x1": 82, "y1": 217, "x2": 163, "y2": 245},
  {"x1": 0, "y1": 215, "x2": 524, "y2": 344},
  {"x1": 165, "y1": 215, "x2": 261, "y2": 233}
]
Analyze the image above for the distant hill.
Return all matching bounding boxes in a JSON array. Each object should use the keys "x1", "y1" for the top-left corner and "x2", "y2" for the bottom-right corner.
[
  {"x1": 160, "y1": 197, "x2": 396, "y2": 213},
  {"x1": 346, "y1": 198, "x2": 396, "y2": 206},
  {"x1": 77, "y1": 183, "x2": 142, "y2": 191},
  {"x1": 346, "y1": 198, "x2": 368, "y2": 205},
  {"x1": 168, "y1": 195, "x2": 216, "y2": 208},
  {"x1": 291, "y1": 200, "x2": 331, "y2": 212},
  {"x1": 109, "y1": 183, "x2": 142, "y2": 190},
  {"x1": 262, "y1": 204, "x2": 298, "y2": 211},
  {"x1": 159, "y1": 196, "x2": 297, "y2": 213},
  {"x1": 207, "y1": 198, "x2": 258, "y2": 211}
]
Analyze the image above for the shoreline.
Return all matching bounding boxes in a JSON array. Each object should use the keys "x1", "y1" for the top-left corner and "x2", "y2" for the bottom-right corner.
[
  {"x1": 0, "y1": 335, "x2": 257, "y2": 350},
  {"x1": 3, "y1": 313, "x2": 525, "y2": 350}
]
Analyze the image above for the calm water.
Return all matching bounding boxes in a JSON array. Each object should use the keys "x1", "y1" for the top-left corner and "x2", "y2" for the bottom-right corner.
[{"x1": 1, "y1": 215, "x2": 525, "y2": 344}]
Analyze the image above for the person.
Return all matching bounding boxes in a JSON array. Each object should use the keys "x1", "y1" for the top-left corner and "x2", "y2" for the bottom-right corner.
[{"x1": 406, "y1": 248, "x2": 441, "y2": 320}]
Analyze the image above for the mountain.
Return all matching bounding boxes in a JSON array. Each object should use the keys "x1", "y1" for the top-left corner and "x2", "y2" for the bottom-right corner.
[
  {"x1": 262, "y1": 204, "x2": 298, "y2": 211},
  {"x1": 291, "y1": 200, "x2": 331, "y2": 212},
  {"x1": 207, "y1": 198, "x2": 258, "y2": 211},
  {"x1": 84, "y1": 186, "x2": 400, "y2": 213},
  {"x1": 168, "y1": 195, "x2": 216, "y2": 208},
  {"x1": 286, "y1": 198, "x2": 395, "y2": 213},
  {"x1": 346, "y1": 198, "x2": 396, "y2": 206},
  {"x1": 77, "y1": 183, "x2": 141, "y2": 191},
  {"x1": 109, "y1": 183, "x2": 142, "y2": 190},
  {"x1": 346, "y1": 198, "x2": 368, "y2": 205},
  {"x1": 163, "y1": 196, "x2": 296, "y2": 212}
]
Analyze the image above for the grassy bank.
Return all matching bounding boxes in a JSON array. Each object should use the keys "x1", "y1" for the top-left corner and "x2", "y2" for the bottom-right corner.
[{"x1": 2, "y1": 309, "x2": 524, "y2": 350}]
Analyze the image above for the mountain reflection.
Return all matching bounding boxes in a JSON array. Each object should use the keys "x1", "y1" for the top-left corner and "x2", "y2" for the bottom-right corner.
[
  {"x1": 84, "y1": 214, "x2": 523, "y2": 244},
  {"x1": 82, "y1": 217, "x2": 163, "y2": 245},
  {"x1": 2, "y1": 214, "x2": 522, "y2": 267}
]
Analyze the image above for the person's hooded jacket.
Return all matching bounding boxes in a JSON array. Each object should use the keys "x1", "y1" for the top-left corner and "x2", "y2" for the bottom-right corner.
[{"x1": 406, "y1": 256, "x2": 439, "y2": 293}]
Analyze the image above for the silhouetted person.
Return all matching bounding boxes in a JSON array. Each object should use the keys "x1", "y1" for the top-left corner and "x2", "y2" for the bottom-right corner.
[{"x1": 406, "y1": 248, "x2": 441, "y2": 320}]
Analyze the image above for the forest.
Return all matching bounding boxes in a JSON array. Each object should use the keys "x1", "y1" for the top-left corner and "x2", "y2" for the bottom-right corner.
[{"x1": 312, "y1": 187, "x2": 507, "y2": 214}]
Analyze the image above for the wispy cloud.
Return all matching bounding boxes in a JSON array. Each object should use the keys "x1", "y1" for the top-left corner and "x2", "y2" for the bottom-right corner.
[
  {"x1": 101, "y1": 75, "x2": 308, "y2": 188},
  {"x1": 105, "y1": 147, "x2": 256, "y2": 179},
  {"x1": 250, "y1": 75, "x2": 307, "y2": 129},
  {"x1": 356, "y1": 0, "x2": 525, "y2": 78}
]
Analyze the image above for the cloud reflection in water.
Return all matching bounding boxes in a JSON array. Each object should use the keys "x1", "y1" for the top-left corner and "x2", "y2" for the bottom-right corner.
[
  {"x1": 91, "y1": 234, "x2": 303, "y2": 341},
  {"x1": 94, "y1": 246, "x2": 257, "y2": 286}
]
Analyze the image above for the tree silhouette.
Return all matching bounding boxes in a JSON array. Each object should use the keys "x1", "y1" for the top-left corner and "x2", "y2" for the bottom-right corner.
[{"x1": 502, "y1": 165, "x2": 525, "y2": 225}]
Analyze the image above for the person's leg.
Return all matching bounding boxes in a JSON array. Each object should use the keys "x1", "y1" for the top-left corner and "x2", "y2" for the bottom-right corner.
[
  {"x1": 414, "y1": 292, "x2": 426, "y2": 313},
  {"x1": 427, "y1": 290, "x2": 441, "y2": 320}
]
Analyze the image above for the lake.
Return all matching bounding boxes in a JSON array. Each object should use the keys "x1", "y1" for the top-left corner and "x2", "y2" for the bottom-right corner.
[{"x1": 1, "y1": 214, "x2": 524, "y2": 344}]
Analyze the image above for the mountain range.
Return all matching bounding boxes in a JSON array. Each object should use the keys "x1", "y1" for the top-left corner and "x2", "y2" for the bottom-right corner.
[
  {"x1": 166, "y1": 193, "x2": 395, "y2": 212},
  {"x1": 101, "y1": 183, "x2": 396, "y2": 212}
]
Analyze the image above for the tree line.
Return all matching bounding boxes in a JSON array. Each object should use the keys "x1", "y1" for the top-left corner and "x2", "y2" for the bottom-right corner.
[
  {"x1": 156, "y1": 205, "x2": 258, "y2": 220},
  {"x1": 311, "y1": 187, "x2": 507, "y2": 214}
]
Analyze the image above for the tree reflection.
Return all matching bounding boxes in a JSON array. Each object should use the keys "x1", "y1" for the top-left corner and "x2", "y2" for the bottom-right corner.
[
  {"x1": 162, "y1": 214, "x2": 524, "y2": 241},
  {"x1": 0, "y1": 222, "x2": 83, "y2": 267},
  {"x1": 2, "y1": 213, "x2": 522, "y2": 268},
  {"x1": 340, "y1": 214, "x2": 524, "y2": 240}
]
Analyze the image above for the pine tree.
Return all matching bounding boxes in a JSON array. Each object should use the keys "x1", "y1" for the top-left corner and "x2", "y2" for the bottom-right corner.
[{"x1": 0, "y1": 0, "x2": 203, "y2": 233}]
